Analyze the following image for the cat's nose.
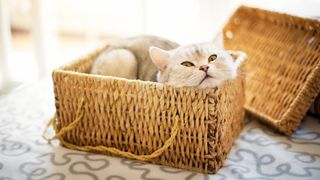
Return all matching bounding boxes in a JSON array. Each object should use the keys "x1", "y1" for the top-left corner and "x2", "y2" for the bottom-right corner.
[{"x1": 199, "y1": 65, "x2": 209, "y2": 72}]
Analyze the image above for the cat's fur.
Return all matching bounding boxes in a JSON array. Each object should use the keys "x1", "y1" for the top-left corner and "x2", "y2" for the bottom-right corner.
[
  {"x1": 150, "y1": 44, "x2": 246, "y2": 88},
  {"x1": 91, "y1": 35, "x2": 246, "y2": 88},
  {"x1": 91, "y1": 35, "x2": 179, "y2": 81}
]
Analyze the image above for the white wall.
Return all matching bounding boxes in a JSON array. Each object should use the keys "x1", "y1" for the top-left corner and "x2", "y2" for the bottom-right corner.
[
  {"x1": 10, "y1": 0, "x2": 146, "y2": 37},
  {"x1": 55, "y1": 0, "x2": 145, "y2": 37},
  {"x1": 145, "y1": 0, "x2": 234, "y2": 44},
  {"x1": 9, "y1": 0, "x2": 320, "y2": 44},
  {"x1": 4, "y1": 0, "x2": 320, "y2": 87},
  {"x1": 145, "y1": 0, "x2": 320, "y2": 44}
]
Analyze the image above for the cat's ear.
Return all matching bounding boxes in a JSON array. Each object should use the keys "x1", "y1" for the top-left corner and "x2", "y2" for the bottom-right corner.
[
  {"x1": 227, "y1": 50, "x2": 247, "y2": 68},
  {"x1": 149, "y1": 46, "x2": 170, "y2": 71},
  {"x1": 228, "y1": 51, "x2": 239, "y2": 61}
]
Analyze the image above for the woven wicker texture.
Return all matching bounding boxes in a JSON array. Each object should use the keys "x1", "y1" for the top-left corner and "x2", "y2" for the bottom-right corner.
[
  {"x1": 223, "y1": 6, "x2": 320, "y2": 135},
  {"x1": 50, "y1": 46, "x2": 245, "y2": 173}
]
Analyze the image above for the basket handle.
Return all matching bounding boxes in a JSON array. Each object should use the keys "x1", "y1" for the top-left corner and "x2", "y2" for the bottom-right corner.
[{"x1": 42, "y1": 98, "x2": 180, "y2": 161}]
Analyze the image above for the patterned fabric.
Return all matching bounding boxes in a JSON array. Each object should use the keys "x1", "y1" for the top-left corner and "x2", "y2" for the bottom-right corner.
[{"x1": 0, "y1": 80, "x2": 320, "y2": 179}]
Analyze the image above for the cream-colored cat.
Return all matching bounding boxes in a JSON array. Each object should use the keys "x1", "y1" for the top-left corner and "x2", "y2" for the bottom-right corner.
[{"x1": 91, "y1": 35, "x2": 246, "y2": 88}]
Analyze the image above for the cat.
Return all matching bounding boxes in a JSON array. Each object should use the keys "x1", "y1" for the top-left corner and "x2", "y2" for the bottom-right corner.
[
  {"x1": 91, "y1": 35, "x2": 179, "y2": 82},
  {"x1": 91, "y1": 35, "x2": 246, "y2": 88}
]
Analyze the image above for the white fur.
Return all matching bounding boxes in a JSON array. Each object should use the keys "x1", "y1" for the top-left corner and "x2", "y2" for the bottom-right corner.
[
  {"x1": 91, "y1": 49, "x2": 137, "y2": 79},
  {"x1": 149, "y1": 46, "x2": 169, "y2": 70},
  {"x1": 150, "y1": 43, "x2": 246, "y2": 88}
]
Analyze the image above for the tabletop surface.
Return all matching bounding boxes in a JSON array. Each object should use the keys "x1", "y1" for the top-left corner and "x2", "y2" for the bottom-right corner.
[{"x1": 0, "y1": 79, "x2": 319, "y2": 180}]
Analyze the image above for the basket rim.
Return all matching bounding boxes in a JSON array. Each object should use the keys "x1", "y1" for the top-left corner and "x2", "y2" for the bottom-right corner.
[
  {"x1": 51, "y1": 69, "x2": 224, "y2": 93},
  {"x1": 236, "y1": 5, "x2": 320, "y2": 32}
]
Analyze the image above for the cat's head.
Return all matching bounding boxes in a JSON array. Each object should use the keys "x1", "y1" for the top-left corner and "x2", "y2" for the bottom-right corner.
[{"x1": 149, "y1": 43, "x2": 245, "y2": 88}]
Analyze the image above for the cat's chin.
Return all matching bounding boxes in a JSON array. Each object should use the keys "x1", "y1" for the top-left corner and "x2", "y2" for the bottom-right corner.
[
  {"x1": 198, "y1": 76, "x2": 221, "y2": 88},
  {"x1": 200, "y1": 75, "x2": 212, "y2": 84}
]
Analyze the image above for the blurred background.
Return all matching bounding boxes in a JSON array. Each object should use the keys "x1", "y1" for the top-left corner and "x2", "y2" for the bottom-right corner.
[{"x1": 0, "y1": 0, "x2": 320, "y2": 94}]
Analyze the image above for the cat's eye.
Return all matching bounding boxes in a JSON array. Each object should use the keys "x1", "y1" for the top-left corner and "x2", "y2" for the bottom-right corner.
[
  {"x1": 208, "y1": 54, "x2": 217, "y2": 62},
  {"x1": 181, "y1": 61, "x2": 195, "y2": 67}
]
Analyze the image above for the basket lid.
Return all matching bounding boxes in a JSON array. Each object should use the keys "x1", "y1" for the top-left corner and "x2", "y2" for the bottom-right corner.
[{"x1": 223, "y1": 6, "x2": 320, "y2": 135}]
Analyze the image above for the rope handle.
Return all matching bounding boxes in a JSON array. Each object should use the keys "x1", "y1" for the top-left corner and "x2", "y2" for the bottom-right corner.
[
  {"x1": 42, "y1": 98, "x2": 180, "y2": 161},
  {"x1": 42, "y1": 98, "x2": 85, "y2": 143}
]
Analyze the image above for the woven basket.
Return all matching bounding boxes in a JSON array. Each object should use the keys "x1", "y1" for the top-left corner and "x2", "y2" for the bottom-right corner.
[
  {"x1": 223, "y1": 6, "x2": 320, "y2": 135},
  {"x1": 44, "y1": 45, "x2": 245, "y2": 173}
]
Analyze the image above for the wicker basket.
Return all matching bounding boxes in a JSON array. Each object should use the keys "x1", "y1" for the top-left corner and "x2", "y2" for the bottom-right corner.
[
  {"x1": 223, "y1": 6, "x2": 320, "y2": 135},
  {"x1": 44, "y1": 45, "x2": 245, "y2": 173}
]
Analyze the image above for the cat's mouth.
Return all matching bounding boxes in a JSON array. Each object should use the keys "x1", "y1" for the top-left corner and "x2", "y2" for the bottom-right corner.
[{"x1": 200, "y1": 74, "x2": 213, "y2": 84}]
